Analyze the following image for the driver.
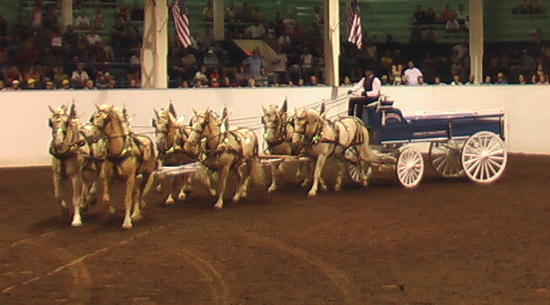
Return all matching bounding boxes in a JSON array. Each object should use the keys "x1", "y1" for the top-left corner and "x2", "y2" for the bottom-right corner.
[{"x1": 347, "y1": 66, "x2": 381, "y2": 119}]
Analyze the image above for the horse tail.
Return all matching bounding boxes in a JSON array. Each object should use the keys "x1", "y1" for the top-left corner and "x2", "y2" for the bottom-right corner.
[
  {"x1": 250, "y1": 157, "x2": 267, "y2": 186},
  {"x1": 357, "y1": 123, "x2": 395, "y2": 165}
]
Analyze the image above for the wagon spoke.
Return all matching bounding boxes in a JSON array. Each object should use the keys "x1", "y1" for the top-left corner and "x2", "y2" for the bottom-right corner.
[{"x1": 462, "y1": 131, "x2": 507, "y2": 184}]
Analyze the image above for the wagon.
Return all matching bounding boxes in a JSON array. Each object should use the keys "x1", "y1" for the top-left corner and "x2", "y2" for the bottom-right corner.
[{"x1": 346, "y1": 97, "x2": 507, "y2": 188}]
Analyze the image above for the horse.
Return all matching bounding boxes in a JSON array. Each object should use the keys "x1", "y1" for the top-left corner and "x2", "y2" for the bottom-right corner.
[
  {"x1": 292, "y1": 103, "x2": 391, "y2": 196},
  {"x1": 90, "y1": 104, "x2": 156, "y2": 229},
  {"x1": 48, "y1": 103, "x2": 103, "y2": 226},
  {"x1": 184, "y1": 107, "x2": 265, "y2": 209},
  {"x1": 261, "y1": 99, "x2": 317, "y2": 192},
  {"x1": 152, "y1": 102, "x2": 215, "y2": 204}
]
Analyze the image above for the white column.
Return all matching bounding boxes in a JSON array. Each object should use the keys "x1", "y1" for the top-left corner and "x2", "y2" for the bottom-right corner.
[
  {"x1": 469, "y1": 0, "x2": 484, "y2": 84},
  {"x1": 141, "y1": 0, "x2": 155, "y2": 88},
  {"x1": 61, "y1": 0, "x2": 73, "y2": 28},
  {"x1": 213, "y1": 0, "x2": 224, "y2": 40},
  {"x1": 323, "y1": 0, "x2": 340, "y2": 89},
  {"x1": 154, "y1": 0, "x2": 169, "y2": 89}
]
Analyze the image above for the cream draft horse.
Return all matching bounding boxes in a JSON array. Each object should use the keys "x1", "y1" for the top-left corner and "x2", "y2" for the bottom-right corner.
[
  {"x1": 90, "y1": 104, "x2": 156, "y2": 229},
  {"x1": 48, "y1": 103, "x2": 103, "y2": 226},
  {"x1": 261, "y1": 99, "x2": 318, "y2": 192},
  {"x1": 184, "y1": 107, "x2": 265, "y2": 209},
  {"x1": 152, "y1": 102, "x2": 215, "y2": 204},
  {"x1": 293, "y1": 104, "x2": 390, "y2": 196}
]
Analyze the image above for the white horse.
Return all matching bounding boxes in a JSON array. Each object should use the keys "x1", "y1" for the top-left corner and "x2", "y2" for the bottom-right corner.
[
  {"x1": 293, "y1": 104, "x2": 390, "y2": 196},
  {"x1": 48, "y1": 103, "x2": 103, "y2": 226},
  {"x1": 152, "y1": 102, "x2": 215, "y2": 204},
  {"x1": 90, "y1": 104, "x2": 156, "y2": 229},
  {"x1": 261, "y1": 99, "x2": 317, "y2": 192},
  {"x1": 184, "y1": 107, "x2": 265, "y2": 209}
]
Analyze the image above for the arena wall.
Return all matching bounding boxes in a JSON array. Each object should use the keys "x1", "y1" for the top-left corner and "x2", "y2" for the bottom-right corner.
[{"x1": 2, "y1": 85, "x2": 549, "y2": 167}]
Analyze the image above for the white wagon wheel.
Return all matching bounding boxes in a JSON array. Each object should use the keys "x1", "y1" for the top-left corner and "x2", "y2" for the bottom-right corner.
[
  {"x1": 428, "y1": 140, "x2": 464, "y2": 177},
  {"x1": 344, "y1": 146, "x2": 373, "y2": 183},
  {"x1": 396, "y1": 147, "x2": 424, "y2": 188},
  {"x1": 461, "y1": 131, "x2": 507, "y2": 183}
]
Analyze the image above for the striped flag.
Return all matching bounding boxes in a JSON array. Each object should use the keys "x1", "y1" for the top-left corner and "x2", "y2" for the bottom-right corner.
[
  {"x1": 346, "y1": 0, "x2": 363, "y2": 49},
  {"x1": 172, "y1": 0, "x2": 192, "y2": 48}
]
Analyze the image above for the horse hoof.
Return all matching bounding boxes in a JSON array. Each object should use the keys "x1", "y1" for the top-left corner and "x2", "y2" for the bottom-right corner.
[
  {"x1": 131, "y1": 214, "x2": 143, "y2": 221},
  {"x1": 334, "y1": 186, "x2": 341, "y2": 192},
  {"x1": 165, "y1": 197, "x2": 175, "y2": 205},
  {"x1": 108, "y1": 206, "x2": 117, "y2": 214},
  {"x1": 232, "y1": 196, "x2": 240, "y2": 202},
  {"x1": 362, "y1": 181, "x2": 369, "y2": 187},
  {"x1": 122, "y1": 222, "x2": 133, "y2": 229},
  {"x1": 213, "y1": 202, "x2": 223, "y2": 209},
  {"x1": 71, "y1": 221, "x2": 82, "y2": 227},
  {"x1": 301, "y1": 182, "x2": 309, "y2": 188},
  {"x1": 177, "y1": 192, "x2": 187, "y2": 200},
  {"x1": 307, "y1": 190, "x2": 317, "y2": 196},
  {"x1": 209, "y1": 189, "x2": 217, "y2": 197},
  {"x1": 268, "y1": 185, "x2": 276, "y2": 193},
  {"x1": 155, "y1": 184, "x2": 163, "y2": 193}
]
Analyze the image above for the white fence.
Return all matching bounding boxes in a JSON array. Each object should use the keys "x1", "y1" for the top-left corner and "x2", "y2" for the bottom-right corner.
[{"x1": 2, "y1": 85, "x2": 549, "y2": 167}]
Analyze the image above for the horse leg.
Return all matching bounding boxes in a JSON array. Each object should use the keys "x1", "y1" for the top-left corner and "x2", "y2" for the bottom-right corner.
[
  {"x1": 131, "y1": 172, "x2": 150, "y2": 221},
  {"x1": 100, "y1": 162, "x2": 117, "y2": 214},
  {"x1": 308, "y1": 154, "x2": 328, "y2": 196},
  {"x1": 52, "y1": 160, "x2": 69, "y2": 220},
  {"x1": 214, "y1": 165, "x2": 230, "y2": 209},
  {"x1": 334, "y1": 158, "x2": 346, "y2": 192},
  {"x1": 232, "y1": 164, "x2": 245, "y2": 202},
  {"x1": 164, "y1": 177, "x2": 177, "y2": 204},
  {"x1": 122, "y1": 172, "x2": 137, "y2": 229},
  {"x1": 69, "y1": 168, "x2": 85, "y2": 227},
  {"x1": 176, "y1": 175, "x2": 189, "y2": 201},
  {"x1": 268, "y1": 162, "x2": 278, "y2": 193}
]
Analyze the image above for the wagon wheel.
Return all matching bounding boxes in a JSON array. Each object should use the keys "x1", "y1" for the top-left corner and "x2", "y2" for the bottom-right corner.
[
  {"x1": 346, "y1": 163, "x2": 373, "y2": 183},
  {"x1": 461, "y1": 131, "x2": 507, "y2": 184},
  {"x1": 396, "y1": 147, "x2": 424, "y2": 188},
  {"x1": 428, "y1": 140, "x2": 464, "y2": 177},
  {"x1": 344, "y1": 146, "x2": 373, "y2": 183}
]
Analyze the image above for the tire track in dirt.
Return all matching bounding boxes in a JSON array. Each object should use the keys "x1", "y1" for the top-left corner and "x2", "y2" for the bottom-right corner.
[{"x1": 239, "y1": 231, "x2": 364, "y2": 304}]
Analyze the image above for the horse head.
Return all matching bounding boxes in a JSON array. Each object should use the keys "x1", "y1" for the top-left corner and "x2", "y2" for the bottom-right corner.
[
  {"x1": 292, "y1": 107, "x2": 323, "y2": 144},
  {"x1": 261, "y1": 99, "x2": 289, "y2": 144},
  {"x1": 91, "y1": 104, "x2": 130, "y2": 136},
  {"x1": 185, "y1": 107, "x2": 222, "y2": 154},
  {"x1": 153, "y1": 104, "x2": 180, "y2": 152},
  {"x1": 48, "y1": 103, "x2": 80, "y2": 154}
]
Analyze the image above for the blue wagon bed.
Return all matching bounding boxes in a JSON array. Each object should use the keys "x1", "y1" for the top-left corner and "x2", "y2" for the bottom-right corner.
[{"x1": 347, "y1": 97, "x2": 508, "y2": 187}]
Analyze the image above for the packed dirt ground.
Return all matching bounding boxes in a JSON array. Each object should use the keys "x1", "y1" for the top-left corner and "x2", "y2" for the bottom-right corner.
[{"x1": 1, "y1": 154, "x2": 550, "y2": 305}]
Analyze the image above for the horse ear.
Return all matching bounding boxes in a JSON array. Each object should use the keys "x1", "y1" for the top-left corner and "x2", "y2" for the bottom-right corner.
[
  {"x1": 95, "y1": 103, "x2": 100, "y2": 110},
  {"x1": 48, "y1": 105, "x2": 55, "y2": 113},
  {"x1": 168, "y1": 102, "x2": 177, "y2": 118},
  {"x1": 319, "y1": 102, "x2": 326, "y2": 115},
  {"x1": 153, "y1": 108, "x2": 160, "y2": 120},
  {"x1": 280, "y1": 99, "x2": 288, "y2": 113},
  {"x1": 69, "y1": 103, "x2": 77, "y2": 118},
  {"x1": 262, "y1": 105, "x2": 268, "y2": 114},
  {"x1": 221, "y1": 106, "x2": 228, "y2": 120},
  {"x1": 192, "y1": 108, "x2": 198, "y2": 116}
]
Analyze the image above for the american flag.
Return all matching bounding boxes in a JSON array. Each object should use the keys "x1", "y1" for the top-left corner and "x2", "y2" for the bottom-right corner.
[
  {"x1": 172, "y1": 0, "x2": 192, "y2": 48},
  {"x1": 346, "y1": 0, "x2": 363, "y2": 49}
]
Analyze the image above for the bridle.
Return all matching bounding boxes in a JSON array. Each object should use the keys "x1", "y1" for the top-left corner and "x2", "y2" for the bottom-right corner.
[
  {"x1": 49, "y1": 113, "x2": 81, "y2": 157},
  {"x1": 294, "y1": 112, "x2": 324, "y2": 145},
  {"x1": 262, "y1": 111, "x2": 290, "y2": 146},
  {"x1": 92, "y1": 108, "x2": 133, "y2": 160},
  {"x1": 187, "y1": 112, "x2": 223, "y2": 147}
]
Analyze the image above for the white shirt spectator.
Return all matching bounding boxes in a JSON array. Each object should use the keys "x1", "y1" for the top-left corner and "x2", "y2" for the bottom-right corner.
[
  {"x1": 244, "y1": 24, "x2": 265, "y2": 38},
  {"x1": 272, "y1": 53, "x2": 288, "y2": 72},
  {"x1": 85, "y1": 32, "x2": 102, "y2": 45},
  {"x1": 403, "y1": 66, "x2": 423, "y2": 85},
  {"x1": 74, "y1": 15, "x2": 90, "y2": 28},
  {"x1": 71, "y1": 70, "x2": 90, "y2": 82}
]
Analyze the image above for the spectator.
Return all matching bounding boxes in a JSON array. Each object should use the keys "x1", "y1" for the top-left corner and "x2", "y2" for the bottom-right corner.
[
  {"x1": 308, "y1": 75, "x2": 323, "y2": 86},
  {"x1": 5, "y1": 66, "x2": 23, "y2": 84},
  {"x1": 130, "y1": 0, "x2": 144, "y2": 21},
  {"x1": 24, "y1": 66, "x2": 42, "y2": 85},
  {"x1": 193, "y1": 80, "x2": 203, "y2": 88},
  {"x1": 128, "y1": 79, "x2": 140, "y2": 88},
  {"x1": 209, "y1": 78, "x2": 220, "y2": 88},
  {"x1": 0, "y1": 15, "x2": 8, "y2": 39},
  {"x1": 300, "y1": 47, "x2": 314, "y2": 80},
  {"x1": 203, "y1": 49, "x2": 219, "y2": 71},
  {"x1": 465, "y1": 74, "x2": 476, "y2": 85},
  {"x1": 180, "y1": 48, "x2": 197, "y2": 79},
  {"x1": 111, "y1": 17, "x2": 126, "y2": 46},
  {"x1": 44, "y1": 80, "x2": 55, "y2": 90},
  {"x1": 178, "y1": 80, "x2": 189, "y2": 88},
  {"x1": 193, "y1": 66, "x2": 209, "y2": 85},
  {"x1": 199, "y1": 28, "x2": 215, "y2": 51},
  {"x1": 124, "y1": 21, "x2": 142, "y2": 46},
  {"x1": 417, "y1": 75, "x2": 428, "y2": 85},
  {"x1": 450, "y1": 74, "x2": 463, "y2": 85},
  {"x1": 455, "y1": 4, "x2": 468, "y2": 23},
  {"x1": 272, "y1": 45, "x2": 289, "y2": 84},
  {"x1": 235, "y1": 66, "x2": 248, "y2": 86},
  {"x1": 441, "y1": 4, "x2": 454, "y2": 23},
  {"x1": 115, "y1": 1, "x2": 130, "y2": 21},
  {"x1": 403, "y1": 60, "x2": 424, "y2": 86},
  {"x1": 102, "y1": 39, "x2": 115, "y2": 61},
  {"x1": 495, "y1": 72, "x2": 508, "y2": 84},
  {"x1": 251, "y1": 7, "x2": 263, "y2": 23},
  {"x1": 413, "y1": 5, "x2": 426, "y2": 25},
  {"x1": 238, "y1": 2, "x2": 253, "y2": 22},
  {"x1": 103, "y1": 76, "x2": 118, "y2": 89},
  {"x1": 518, "y1": 74, "x2": 527, "y2": 84},
  {"x1": 424, "y1": 6, "x2": 437, "y2": 24},
  {"x1": 225, "y1": 3, "x2": 236, "y2": 21},
  {"x1": 12, "y1": 15, "x2": 28, "y2": 39},
  {"x1": 62, "y1": 25, "x2": 79, "y2": 49},
  {"x1": 84, "y1": 79, "x2": 97, "y2": 89},
  {"x1": 434, "y1": 76, "x2": 447, "y2": 85},
  {"x1": 247, "y1": 78, "x2": 256, "y2": 87},
  {"x1": 74, "y1": 11, "x2": 90, "y2": 30},
  {"x1": 209, "y1": 67, "x2": 220, "y2": 81},
  {"x1": 244, "y1": 22, "x2": 265, "y2": 38},
  {"x1": 25, "y1": 78, "x2": 38, "y2": 89},
  {"x1": 220, "y1": 76, "x2": 236, "y2": 87},
  {"x1": 202, "y1": 1, "x2": 213, "y2": 21},
  {"x1": 30, "y1": 1, "x2": 43, "y2": 29},
  {"x1": 71, "y1": 64, "x2": 90, "y2": 88},
  {"x1": 482, "y1": 76, "x2": 493, "y2": 85},
  {"x1": 445, "y1": 16, "x2": 460, "y2": 33},
  {"x1": 84, "y1": 29, "x2": 103, "y2": 54},
  {"x1": 60, "y1": 78, "x2": 72, "y2": 90},
  {"x1": 343, "y1": 76, "x2": 353, "y2": 86},
  {"x1": 536, "y1": 73, "x2": 548, "y2": 84},
  {"x1": 0, "y1": 80, "x2": 5, "y2": 90},
  {"x1": 312, "y1": 6, "x2": 324, "y2": 27},
  {"x1": 95, "y1": 70, "x2": 110, "y2": 87},
  {"x1": 42, "y1": 6, "x2": 59, "y2": 30},
  {"x1": 381, "y1": 75, "x2": 391, "y2": 86},
  {"x1": 93, "y1": 9, "x2": 105, "y2": 30},
  {"x1": 6, "y1": 80, "x2": 22, "y2": 91},
  {"x1": 242, "y1": 48, "x2": 266, "y2": 79}
]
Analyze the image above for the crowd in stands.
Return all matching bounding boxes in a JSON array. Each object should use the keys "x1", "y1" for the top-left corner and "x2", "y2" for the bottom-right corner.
[
  {"x1": 1, "y1": 0, "x2": 550, "y2": 91},
  {"x1": 512, "y1": 0, "x2": 545, "y2": 14}
]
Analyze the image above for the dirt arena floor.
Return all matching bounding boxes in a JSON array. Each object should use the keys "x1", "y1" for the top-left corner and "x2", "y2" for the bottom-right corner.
[{"x1": 1, "y1": 154, "x2": 550, "y2": 305}]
